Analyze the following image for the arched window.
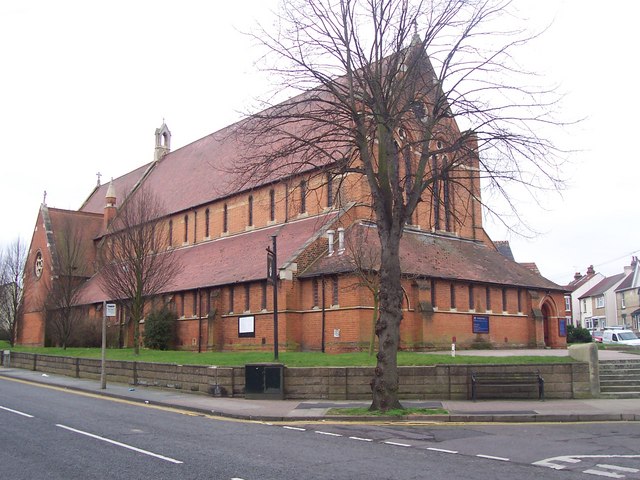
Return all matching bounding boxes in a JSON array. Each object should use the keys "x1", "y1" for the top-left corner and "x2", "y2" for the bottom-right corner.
[
  {"x1": 248, "y1": 195, "x2": 254, "y2": 226},
  {"x1": 205, "y1": 208, "x2": 210, "y2": 238},
  {"x1": 326, "y1": 174, "x2": 333, "y2": 208},
  {"x1": 183, "y1": 215, "x2": 189, "y2": 243},
  {"x1": 300, "y1": 181, "x2": 307, "y2": 213},
  {"x1": 223, "y1": 204, "x2": 228, "y2": 233},
  {"x1": 269, "y1": 189, "x2": 275, "y2": 221},
  {"x1": 168, "y1": 219, "x2": 173, "y2": 246}
]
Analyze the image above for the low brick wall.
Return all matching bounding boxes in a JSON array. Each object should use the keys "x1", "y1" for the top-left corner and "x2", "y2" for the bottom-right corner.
[{"x1": 4, "y1": 352, "x2": 591, "y2": 400}]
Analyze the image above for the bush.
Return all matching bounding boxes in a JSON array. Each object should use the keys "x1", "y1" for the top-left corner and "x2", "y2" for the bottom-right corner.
[
  {"x1": 567, "y1": 325, "x2": 592, "y2": 344},
  {"x1": 144, "y1": 309, "x2": 176, "y2": 350}
]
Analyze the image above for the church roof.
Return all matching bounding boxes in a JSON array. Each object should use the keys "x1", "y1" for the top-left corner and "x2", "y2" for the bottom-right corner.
[
  {"x1": 77, "y1": 43, "x2": 436, "y2": 221},
  {"x1": 75, "y1": 211, "x2": 339, "y2": 305},
  {"x1": 79, "y1": 162, "x2": 153, "y2": 214},
  {"x1": 494, "y1": 240, "x2": 515, "y2": 261},
  {"x1": 45, "y1": 207, "x2": 103, "y2": 278},
  {"x1": 299, "y1": 222, "x2": 563, "y2": 291}
]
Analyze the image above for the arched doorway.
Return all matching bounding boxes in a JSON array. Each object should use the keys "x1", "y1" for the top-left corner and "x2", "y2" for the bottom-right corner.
[
  {"x1": 542, "y1": 303, "x2": 551, "y2": 346},
  {"x1": 541, "y1": 298, "x2": 558, "y2": 347}
]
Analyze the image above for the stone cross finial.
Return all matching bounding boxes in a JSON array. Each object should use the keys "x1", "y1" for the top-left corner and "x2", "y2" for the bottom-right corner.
[
  {"x1": 42, "y1": 190, "x2": 47, "y2": 205},
  {"x1": 97, "y1": 172, "x2": 102, "y2": 186}
]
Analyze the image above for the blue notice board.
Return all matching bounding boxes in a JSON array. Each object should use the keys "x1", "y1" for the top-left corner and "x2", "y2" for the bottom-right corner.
[
  {"x1": 472, "y1": 315, "x2": 489, "y2": 334},
  {"x1": 558, "y1": 319, "x2": 567, "y2": 337}
]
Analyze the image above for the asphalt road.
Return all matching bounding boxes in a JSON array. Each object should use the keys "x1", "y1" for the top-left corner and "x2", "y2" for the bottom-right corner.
[{"x1": 1, "y1": 377, "x2": 638, "y2": 479}]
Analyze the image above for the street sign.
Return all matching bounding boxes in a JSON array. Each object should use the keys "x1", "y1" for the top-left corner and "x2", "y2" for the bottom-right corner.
[
  {"x1": 266, "y1": 249, "x2": 275, "y2": 284},
  {"x1": 106, "y1": 303, "x2": 116, "y2": 317}
]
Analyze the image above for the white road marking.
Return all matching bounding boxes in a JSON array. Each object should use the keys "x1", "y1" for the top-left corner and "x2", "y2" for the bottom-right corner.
[
  {"x1": 427, "y1": 447, "x2": 458, "y2": 454},
  {"x1": 316, "y1": 431, "x2": 342, "y2": 437},
  {"x1": 349, "y1": 436, "x2": 373, "y2": 442},
  {"x1": 283, "y1": 426, "x2": 306, "y2": 431},
  {"x1": 0, "y1": 405, "x2": 34, "y2": 418},
  {"x1": 534, "y1": 455, "x2": 640, "y2": 470},
  {"x1": 596, "y1": 465, "x2": 640, "y2": 473},
  {"x1": 583, "y1": 464, "x2": 640, "y2": 478},
  {"x1": 384, "y1": 441, "x2": 412, "y2": 447},
  {"x1": 56, "y1": 424, "x2": 183, "y2": 464},
  {"x1": 582, "y1": 469, "x2": 624, "y2": 478},
  {"x1": 477, "y1": 454, "x2": 510, "y2": 462}
]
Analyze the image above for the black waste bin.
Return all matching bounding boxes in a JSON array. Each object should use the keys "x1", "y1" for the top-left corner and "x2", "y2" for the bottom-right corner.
[{"x1": 245, "y1": 363, "x2": 284, "y2": 399}]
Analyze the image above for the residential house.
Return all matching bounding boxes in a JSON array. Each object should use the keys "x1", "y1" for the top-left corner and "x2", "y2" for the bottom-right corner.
[
  {"x1": 615, "y1": 257, "x2": 640, "y2": 330},
  {"x1": 579, "y1": 273, "x2": 626, "y2": 330},
  {"x1": 563, "y1": 266, "x2": 603, "y2": 327}
]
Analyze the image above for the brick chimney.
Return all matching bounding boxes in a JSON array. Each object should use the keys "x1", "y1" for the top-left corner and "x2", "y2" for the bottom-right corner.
[
  {"x1": 573, "y1": 272, "x2": 582, "y2": 281},
  {"x1": 586, "y1": 265, "x2": 595, "y2": 275},
  {"x1": 103, "y1": 179, "x2": 117, "y2": 230}
]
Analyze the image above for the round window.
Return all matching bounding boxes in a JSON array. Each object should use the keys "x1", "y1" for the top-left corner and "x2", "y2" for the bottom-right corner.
[{"x1": 34, "y1": 251, "x2": 44, "y2": 278}]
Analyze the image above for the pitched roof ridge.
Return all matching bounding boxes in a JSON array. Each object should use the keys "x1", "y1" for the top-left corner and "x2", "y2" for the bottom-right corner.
[
  {"x1": 579, "y1": 272, "x2": 626, "y2": 298},
  {"x1": 47, "y1": 207, "x2": 103, "y2": 218}
]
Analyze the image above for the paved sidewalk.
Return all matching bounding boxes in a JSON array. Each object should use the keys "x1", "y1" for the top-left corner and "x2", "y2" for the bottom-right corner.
[{"x1": 1, "y1": 365, "x2": 639, "y2": 423}]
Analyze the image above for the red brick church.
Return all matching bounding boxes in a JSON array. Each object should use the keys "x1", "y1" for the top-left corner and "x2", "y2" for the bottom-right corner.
[{"x1": 18, "y1": 56, "x2": 567, "y2": 353}]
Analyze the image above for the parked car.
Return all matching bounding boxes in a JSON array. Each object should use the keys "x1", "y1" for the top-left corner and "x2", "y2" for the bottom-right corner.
[
  {"x1": 591, "y1": 330, "x2": 604, "y2": 343},
  {"x1": 602, "y1": 329, "x2": 640, "y2": 346}
]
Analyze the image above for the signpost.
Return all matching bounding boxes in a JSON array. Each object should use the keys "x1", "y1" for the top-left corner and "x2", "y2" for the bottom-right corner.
[
  {"x1": 266, "y1": 235, "x2": 278, "y2": 360},
  {"x1": 101, "y1": 302, "x2": 116, "y2": 389}
]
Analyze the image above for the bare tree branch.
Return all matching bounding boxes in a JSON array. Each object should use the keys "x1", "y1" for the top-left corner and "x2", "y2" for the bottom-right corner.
[
  {"x1": 234, "y1": 0, "x2": 567, "y2": 411},
  {"x1": 0, "y1": 239, "x2": 26, "y2": 347},
  {"x1": 44, "y1": 218, "x2": 89, "y2": 349},
  {"x1": 98, "y1": 186, "x2": 182, "y2": 355}
]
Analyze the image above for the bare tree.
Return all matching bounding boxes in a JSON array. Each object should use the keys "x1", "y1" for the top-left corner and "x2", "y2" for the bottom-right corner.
[
  {"x1": 343, "y1": 225, "x2": 381, "y2": 356},
  {"x1": 44, "y1": 219, "x2": 89, "y2": 349},
  {"x1": 0, "y1": 239, "x2": 27, "y2": 346},
  {"x1": 236, "y1": 0, "x2": 564, "y2": 411},
  {"x1": 98, "y1": 186, "x2": 182, "y2": 355}
]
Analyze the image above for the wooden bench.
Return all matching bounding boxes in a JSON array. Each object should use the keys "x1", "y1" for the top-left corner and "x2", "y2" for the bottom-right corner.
[{"x1": 470, "y1": 371, "x2": 544, "y2": 401}]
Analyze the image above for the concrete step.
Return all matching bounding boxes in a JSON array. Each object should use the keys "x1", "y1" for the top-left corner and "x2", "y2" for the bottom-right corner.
[
  {"x1": 600, "y1": 377, "x2": 640, "y2": 385},
  {"x1": 600, "y1": 372, "x2": 640, "y2": 382},
  {"x1": 599, "y1": 391, "x2": 640, "y2": 399},
  {"x1": 599, "y1": 361, "x2": 640, "y2": 366},
  {"x1": 600, "y1": 370, "x2": 640, "y2": 376},
  {"x1": 600, "y1": 384, "x2": 640, "y2": 393}
]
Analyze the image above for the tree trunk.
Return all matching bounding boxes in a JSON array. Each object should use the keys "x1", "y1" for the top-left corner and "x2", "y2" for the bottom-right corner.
[
  {"x1": 368, "y1": 293, "x2": 378, "y2": 356},
  {"x1": 369, "y1": 229, "x2": 404, "y2": 411},
  {"x1": 132, "y1": 300, "x2": 142, "y2": 356}
]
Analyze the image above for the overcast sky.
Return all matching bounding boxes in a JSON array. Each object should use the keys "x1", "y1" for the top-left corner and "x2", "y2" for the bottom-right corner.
[{"x1": 1, "y1": 0, "x2": 637, "y2": 285}]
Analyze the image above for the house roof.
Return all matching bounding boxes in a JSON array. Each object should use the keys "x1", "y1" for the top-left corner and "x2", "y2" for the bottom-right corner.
[
  {"x1": 76, "y1": 211, "x2": 339, "y2": 305},
  {"x1": 565, "y1": 273, "x2": 594, "y2": 291},
  {"x1": 299, "y1": 222, "x2": 563, "y2": 291},
  {"x1": 579, "y1": 273, "x2": 626, "y2": 299},
  {"x1": 615, "y1": 272, "x2": 634, "y2": 291}
]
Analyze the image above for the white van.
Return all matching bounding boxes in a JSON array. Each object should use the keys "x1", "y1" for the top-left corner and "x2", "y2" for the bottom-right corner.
[{"x1": 602, "y1": 329, "x2": 640, "y2": 346}]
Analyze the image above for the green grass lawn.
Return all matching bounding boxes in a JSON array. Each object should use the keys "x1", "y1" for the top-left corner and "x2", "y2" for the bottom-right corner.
[{"x1": 3, "y1": 344, "x2": 575, "y2": 367}]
